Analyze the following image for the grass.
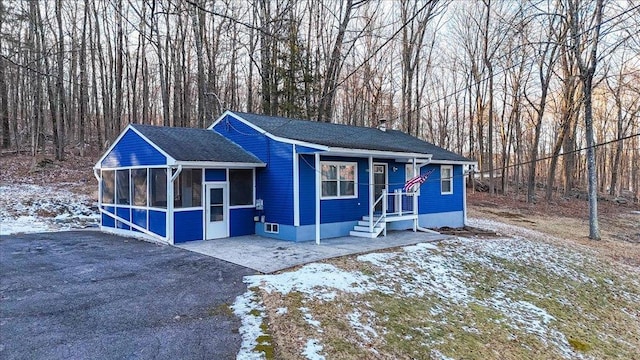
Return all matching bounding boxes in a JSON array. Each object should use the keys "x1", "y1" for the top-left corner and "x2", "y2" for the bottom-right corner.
[{"x1": 245, "y1": 233, "x2": 640, "y2": 360}]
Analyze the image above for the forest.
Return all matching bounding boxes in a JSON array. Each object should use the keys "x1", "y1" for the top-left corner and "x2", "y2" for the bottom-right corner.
[{"x1": 0, "y1": 0, "x2": 638, "y2": 237}]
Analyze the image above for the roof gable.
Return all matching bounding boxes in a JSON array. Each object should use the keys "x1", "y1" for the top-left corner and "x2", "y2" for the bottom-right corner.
[{"x1": 229, "y1": 111, "x2": 472, "y2": 162}]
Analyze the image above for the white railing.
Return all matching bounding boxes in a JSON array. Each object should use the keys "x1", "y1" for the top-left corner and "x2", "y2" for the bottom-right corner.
[
  {"x1": 386, "y1": 189, "x2": 419, "y2": 216},
  {"x1": 368, "y1": 189, "x2": 419, "y2": 234},
  {"x1": 370, "y1": 189, "x2": 387, "y2": 232}
]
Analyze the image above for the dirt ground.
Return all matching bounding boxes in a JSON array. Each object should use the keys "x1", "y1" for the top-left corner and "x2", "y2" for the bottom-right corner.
[
  {"x1": 468, "y1": 191, "x2": 640, "y2": 268},
  {"x1": 0, "y1": 152, "x2": 98, "y2": 197}
]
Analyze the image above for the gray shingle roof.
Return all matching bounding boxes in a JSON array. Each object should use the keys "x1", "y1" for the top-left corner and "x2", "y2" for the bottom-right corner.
[
  {"x1": 131, "y1": 124, "x2": 263, "y2": 164},
  {"x1": 231, "y1": 112, "x2": 472, "y2": 162}
]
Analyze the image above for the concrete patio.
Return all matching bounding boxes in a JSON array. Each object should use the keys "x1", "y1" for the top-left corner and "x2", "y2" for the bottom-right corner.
[{"x1": 176, "y1": 230, "x2": 450, "y2": 273}]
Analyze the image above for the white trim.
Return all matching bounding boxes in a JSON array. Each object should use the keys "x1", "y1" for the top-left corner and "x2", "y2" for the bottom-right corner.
[
  {"x1": 373, "y1": 162, "x2": 388, "y2": 210},
  {"x1": 208, "y1": 111, "x2": 329, "y2": 151},
  {"x1": 429, "y1": 159, "x2": 478, "y2": 165},
  {"x1": 441, "y1": 165, "x2": 454, "y2": 195},
  {"x1": 166, "y1": 165, "x2": 174, "y2": 244},
  {"x1": 463, "y1": 165, "x2": 468, "y2": 226},
  {"x1": 368, "y1": 156, "x2": 374, "y2": 232},
  {"x1": 314, "y1": 153, "x2": 321, "y2": 245},
  {"x1": 100, "y1": 208, "x2": 167, "y2": 243},
  {"x1": 325, "y1": 147, "x2": 433, "y2": 160},
  {"x1": 101, "y1": 226, "x2": 169, "y2": 244},
  {"x1": 174, "y1": 160, "x2": 266, "y2": 168},
  {"x1": 293, "y1": 145, "x2": 300, "y2": 226},
  {"x1": 204, "y1": 181, "x2": 230, "y2": 239},
  {"x1": 94, "y1": 124, "x2": 176, "y2": 169},
  {"x1": 319, "y1": 161, "x2": 358, "y2": 200}
]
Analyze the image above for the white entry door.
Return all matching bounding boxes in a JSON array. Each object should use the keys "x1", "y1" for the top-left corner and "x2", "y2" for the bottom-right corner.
[{"x1": 205, "y1": 183, "x2": 228, "y2": 239}]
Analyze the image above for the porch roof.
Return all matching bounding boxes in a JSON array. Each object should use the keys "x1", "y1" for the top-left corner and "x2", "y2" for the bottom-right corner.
[{"x1": 230, "y1": 111, "x2": 472, "y2": 162}]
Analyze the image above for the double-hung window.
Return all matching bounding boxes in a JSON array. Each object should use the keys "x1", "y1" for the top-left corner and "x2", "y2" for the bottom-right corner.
[
  {"x1": 441, "y1": 165, "x2": 453, "y2": 195},
  {"x1": 321, "y1": 162, "x2": 356, "y2": 199}
]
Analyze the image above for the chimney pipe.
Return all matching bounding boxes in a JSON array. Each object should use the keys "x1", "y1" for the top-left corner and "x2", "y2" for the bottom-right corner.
[{"x1": 378, "y1": 119, "x2": 387, "y2": 132}]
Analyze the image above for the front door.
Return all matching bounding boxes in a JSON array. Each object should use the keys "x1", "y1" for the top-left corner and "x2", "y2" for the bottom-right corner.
[
  {"x1": 205, "y1": 183, "x2": 228, "y2": 239},
  {"x1": 373, "y1": 163, "x2": 387, "y2": 212}
]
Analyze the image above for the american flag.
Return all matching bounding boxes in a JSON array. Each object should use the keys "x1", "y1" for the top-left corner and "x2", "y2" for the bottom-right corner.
[{"x1": 403, "y1": 169, "x2": 434, "y2": 192}]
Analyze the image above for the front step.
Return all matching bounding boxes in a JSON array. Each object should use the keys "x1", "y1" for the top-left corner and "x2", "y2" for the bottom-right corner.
[
  {"x1": 349, "y1": 230, "x2": 380, "y2": 238},
  {"x1": 350, "y1": 216, "x2": 386, "y2": 238}
]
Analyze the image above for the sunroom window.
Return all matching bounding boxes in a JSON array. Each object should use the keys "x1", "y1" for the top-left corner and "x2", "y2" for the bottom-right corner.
[
  {"x1": 321, "y1": 162, "x2": 356, "y2": 199},
  {"x1": 150, "y1": 168, "x2": 167, "y2": 208},
  {"x1": 229, "y1": 169, "x2": 254, "y2": 206},
  {"x1": 132, "y1": 169, "x2": 147, "y2": 206},
  {"x1": 102, "y1": 170, "x2": 114, "y2": 204},
  {"x1": 174, "y1": 169, "x2": 202, "y2": 208},
  {"x1": 116, "y1": 169, "x2": 130, "y2": 205}
]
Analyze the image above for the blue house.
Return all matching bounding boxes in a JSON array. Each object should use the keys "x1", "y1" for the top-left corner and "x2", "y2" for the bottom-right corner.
[{"x1": 94, "y1": 111, "x2": 475, "y2": 245}]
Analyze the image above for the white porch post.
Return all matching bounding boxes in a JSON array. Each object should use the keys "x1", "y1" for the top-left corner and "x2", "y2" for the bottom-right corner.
[
  {"x1": 293, "y1": 145, "x2": 300, "y2": 227},
  {"x1": 368, "y1": 155, "x2": 374, "y2": 232},
  {"x1": 463, "y1": 165, "x2": 468, "y2": 226},
  {"x1": 166, "y1": 166, "x2": 174, "y2": 244},
  {"x1": 413, "y1": 157, "x2": 418, "y2": 232},
  {"x1": 315, "y1": 153, "x2": 321, "y2": 245}
]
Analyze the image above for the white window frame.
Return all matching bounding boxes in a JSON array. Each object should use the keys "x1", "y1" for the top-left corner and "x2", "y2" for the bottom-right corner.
[
  {"x1": 441, "y1": 165, "x2": 453, "y2": 195},
  {"x1": 405, "y1": 164, "x2": 420, "y2": 195},
  {"x1": 320, "y1": 161, "x2": 358, "y2": 200},
  {"x1": 264, "y1": 223, "x2": 279, "y2": 234}
]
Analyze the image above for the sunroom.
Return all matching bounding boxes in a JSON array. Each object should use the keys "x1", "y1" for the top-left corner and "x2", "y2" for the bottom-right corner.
[{"x1": 94, "y1": 124, "x2": 264, "y2": 244}]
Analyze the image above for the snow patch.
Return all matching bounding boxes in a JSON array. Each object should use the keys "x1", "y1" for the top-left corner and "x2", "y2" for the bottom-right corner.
[
  {"x1": 244, "y1": 263, "x2": 373, "y2": 301},
  {"x1": 231, "y1": 290, "x2": 268, "y2": 360},
  {"x1": 302, "y1": 339, "x2": 325, "y2": 360}
]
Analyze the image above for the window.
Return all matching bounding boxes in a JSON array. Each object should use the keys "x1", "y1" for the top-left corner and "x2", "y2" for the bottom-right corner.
[
  {"x1": 150, "y1": 168, "x2": 167, "y2": 208},
  {"x1": 265, "y1": 223, "x2": 279, "y2": 234},
  {"x1": 229, "y1": 169, "x2": 254, "y2": 206},
  {"x1": 441, "y1": 165, "x2": 453, "y2": 194},
  {"x1": 321, "y1": 162, "x2": 356, "y2": 198},
  {"x1": 173, "y1": 169, "x2": 202, "y2": 208},
  {"x1": 132, "y1": 169, "x2": 147, "y2": 206},
  {"x1": 102, "y1": 170, "x2": 114, "y2": 204},
  {"x1": 116, "y1": 169, "x2": 130, "y2": 205},
  {"x1": 405, "y1": 164, "x2": 418, "y2": 194}
]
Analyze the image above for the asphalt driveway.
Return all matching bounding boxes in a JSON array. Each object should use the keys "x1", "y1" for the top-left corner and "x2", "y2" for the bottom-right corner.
[{"x1": 0, "y1": 231, "x2": 255, "y2": 360}]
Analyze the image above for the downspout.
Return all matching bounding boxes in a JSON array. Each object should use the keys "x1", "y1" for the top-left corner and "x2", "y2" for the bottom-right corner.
[
  {"x1": 368, "y1": 156, "x2": 374, "y2": 233},
  {"x1": 167, "y1": 165, "x2": 182, "y2": 245},
  {"x1": 314, "y1": 153, "x2": 321, "y2": 245},
  {"x1": 94, "y1": 168, "x2": 101, "y2": 227}
]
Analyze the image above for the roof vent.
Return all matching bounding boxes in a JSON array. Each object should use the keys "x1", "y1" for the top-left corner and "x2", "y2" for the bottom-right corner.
[{"x1": 378, "y1": 119, "x2": 387, "y2": 132}]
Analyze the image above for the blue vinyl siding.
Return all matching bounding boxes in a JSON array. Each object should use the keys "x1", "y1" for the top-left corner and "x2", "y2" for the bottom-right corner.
[
  {"x1": 419, "y1": 164, "x2": 464, "y2": 214},
  {"x1": 321, "y1": 157, "x2": 369, "y2": 223},
  {"x1": 213, "y1": 115, "x2": 269, "y2": 161},
  {"x1": 205, "y1": 169, "x2": 226, "y2": 181},
  {"x1": 298, "y1": 155, "x2": 316, "y2": 225},
  {"x1": 230, "y1": 208, "x2": 256, "y2": 236},
  {"x1": 299, "y1": 155, "x2": 369, "y2": 225},
  {"x1": 102, "y1": 206, "x2": 115, "y2": 228},
  {"x1": 148, "y1": 210, "x2": 166, "y2": 237},
  {"x1": 256, "y1": 141, "x2": 294, "y2": 225},
  {"x1": 174, "y1": 210, "x2": 203, "y2": 243},
  {"x1": 101, "y1": 129, "x2": 166, "y2": 168},
  {"x1": 132, "y1": 208, "x2": 147, "y2": 229},
  {"x1": 116, "y1": 207, "x2": 130, "y2": 230}
]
